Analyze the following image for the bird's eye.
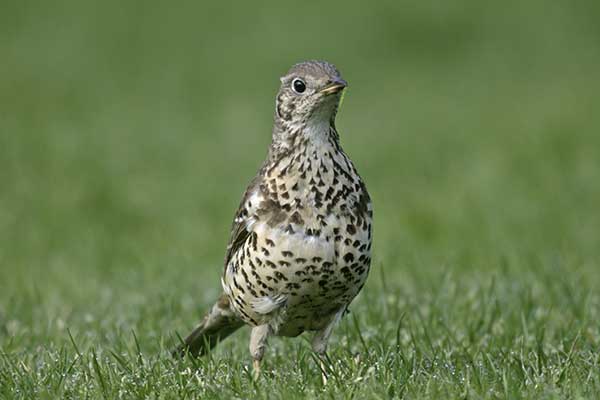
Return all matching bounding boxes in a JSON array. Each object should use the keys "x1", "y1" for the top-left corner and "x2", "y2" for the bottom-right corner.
[{"x1": 292, "y1": 78, "x2": 306, "y2": 94}]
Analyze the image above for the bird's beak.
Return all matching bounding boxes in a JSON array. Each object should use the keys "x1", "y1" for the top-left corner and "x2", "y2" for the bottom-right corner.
[{"x1": 318, "y1": 78, "x2": 347, "y2": 95}]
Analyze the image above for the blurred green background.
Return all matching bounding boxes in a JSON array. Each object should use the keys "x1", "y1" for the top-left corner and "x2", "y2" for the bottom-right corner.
[{"x1": 1, "y1": 0, "x2": 600, "y2": 396}]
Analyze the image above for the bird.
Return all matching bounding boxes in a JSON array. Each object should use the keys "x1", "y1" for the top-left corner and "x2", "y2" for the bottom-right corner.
[{"x1": 174, "y1": 60, "x2": 373, "y2": 379}]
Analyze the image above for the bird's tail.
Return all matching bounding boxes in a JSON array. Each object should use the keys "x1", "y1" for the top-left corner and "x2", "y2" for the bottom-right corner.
[{"x1": 172, "y1": 293, "x2": 244, "y2": 358}]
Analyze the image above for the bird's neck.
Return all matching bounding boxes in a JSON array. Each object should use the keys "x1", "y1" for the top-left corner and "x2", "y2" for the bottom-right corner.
[
  {"x1": 262, "y1": 121, "x2": 352, "y2": 207},
  {"x1": 270, "y1": 115, "x2": 339, "y2": 157}
]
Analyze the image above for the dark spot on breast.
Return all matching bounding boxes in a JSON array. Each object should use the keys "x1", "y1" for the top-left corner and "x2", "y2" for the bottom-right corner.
[
  {"x1": 344, "y1": 253, "x2": 355, "y2": 263},
  {"x1": 265, "y1": 239, "x2": 275, "y2": 247},
  {"x1": 282, "y1": 250, "x2": 293, "y2": 257},
  {"x1": 325, "y1": 187, "x2": 334, "y2": 200},
  {"x1": 346, "y1": 224, "x2": 356, "y2": 235},
  {"x1": 290, "y1": 212, "x2": 304, "y2": 225},
  {"x1": 275, "y1": 271, "x2": 288, "y2": 281}
]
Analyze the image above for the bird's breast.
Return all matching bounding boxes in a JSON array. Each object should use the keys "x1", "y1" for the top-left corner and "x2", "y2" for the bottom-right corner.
[{"x1": 223, "y1": 142, "x2": 372, "y2": 335}]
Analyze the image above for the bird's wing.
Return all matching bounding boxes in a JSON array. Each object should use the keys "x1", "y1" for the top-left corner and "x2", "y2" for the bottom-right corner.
[
  {"x1": 223, "y1": 176, "x2": 263, "y2": 273},
  {"x1": 223, "y1": 214, "x2": 251, "y2": 272}
]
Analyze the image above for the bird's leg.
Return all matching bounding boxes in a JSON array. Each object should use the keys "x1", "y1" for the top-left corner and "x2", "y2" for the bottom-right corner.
[
  {"x1": 252, "y1": 359, "x2": 261, "y2": 379},
  {"x1": 249, "y1": 324, "x2": 271, "y2": 380},
  {"x1": 319, "y1": 357, "x2": 328, "y2": 385},
  {"x1": 312, "y1": 308, "x2": 345, "y2": 385}
]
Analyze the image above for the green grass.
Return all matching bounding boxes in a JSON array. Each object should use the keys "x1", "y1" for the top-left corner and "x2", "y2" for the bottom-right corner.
[{"x1": 1, "y1": 0, "x2": 600, "y2": 398}]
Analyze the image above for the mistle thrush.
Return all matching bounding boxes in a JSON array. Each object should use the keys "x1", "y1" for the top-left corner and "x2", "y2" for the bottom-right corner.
[{"x1": 174, "y1": 60, "x2": 373, "y2": 377}]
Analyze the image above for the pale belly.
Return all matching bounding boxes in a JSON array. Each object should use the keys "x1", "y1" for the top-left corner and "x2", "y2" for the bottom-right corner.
[{"x1": 223, "y1": 216, "x2": 371, "y2": 337}]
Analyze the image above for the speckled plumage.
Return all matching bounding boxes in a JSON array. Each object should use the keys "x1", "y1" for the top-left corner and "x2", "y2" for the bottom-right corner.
[{"x1": 175, "y1": 61, "x2": 372, "y2": 375}]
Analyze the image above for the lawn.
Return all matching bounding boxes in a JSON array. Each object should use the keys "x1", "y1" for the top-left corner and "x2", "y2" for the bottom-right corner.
[{"x1": 1, "y1": 1, "x2": 599, "y2": 398}]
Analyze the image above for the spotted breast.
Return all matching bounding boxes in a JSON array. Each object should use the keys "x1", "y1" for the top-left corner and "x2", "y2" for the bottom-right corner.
[{"x1": 222, "y1": 125, "x2": 372, "y2": 337}]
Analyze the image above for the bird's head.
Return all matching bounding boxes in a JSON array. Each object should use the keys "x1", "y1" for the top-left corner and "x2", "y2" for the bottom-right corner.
[{"x1": 274, "y1": 60, "x2": 346, "y2": 135}]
